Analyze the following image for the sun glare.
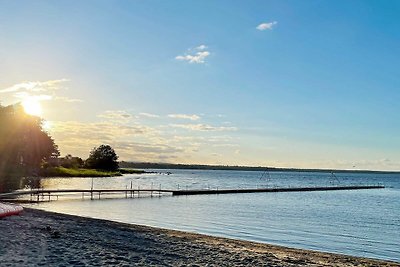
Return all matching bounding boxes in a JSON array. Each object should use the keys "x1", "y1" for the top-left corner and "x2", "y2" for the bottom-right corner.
[
  {"x1": 22, "y1": 98, "x2": 43, "y2": 117},
  {"x1": 42, "y1": 120, "x2": 52, "y2": 131}
]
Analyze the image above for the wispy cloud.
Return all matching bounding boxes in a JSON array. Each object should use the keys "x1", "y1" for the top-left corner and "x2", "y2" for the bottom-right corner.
[
  {"x1": 176, "y1": 45, "x2": 210, "y2": 64},
  {"x1": 168, "y1": 114, "x2": 201, "y2": 121},
  {"x1": 212, "y1": 143, "x2": 240, "y2": 148},
  {"x1": 49, "y1": 120, "x2": 187, "y2": 162},
  {"x1": 114, "y1": 141, "x2": 183, "y2": 162},
  {"x1": 256, "y1": 21, "x2": 278, "y2": 31},
  {"x1": 48, "y1": 108, "x2": 239, "y2": 163},
  {"x1": 50, "y1": 120, "x2": 155, "y2": 157},
  {"x1": 98, "y1": 110, "x2": 133, "y2": 120},
  {"x1": 51, "y1": 121, "x2": 151, "y2": 139},
  {"x1": 55, "y1": 96, "x2": 83, "y2": 103},
  {"x1": 196, "y1": 44, "x2": 207, "y2": 51},
  {"x1": 0, "y1": 79, "x2": 80, "y2": 104},
  {"x1": 170, "y1": 123, "x2": 237, "y2": 132},
  {"x1": 13, "y1": 92, "x2": 52, "y2": 101},
  {"x1": 114, "y1": 141, "x2": 183, "y2": 155},
  {"x1": 0, "y1": 79, "x2": 69, "y2": 93},
  {"x1": 139, "y1": 112, "x2": 160, "y2": 118}
]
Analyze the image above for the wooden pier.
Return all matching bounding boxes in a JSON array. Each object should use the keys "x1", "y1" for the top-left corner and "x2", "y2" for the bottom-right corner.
[
  {"x1": 0, "y1": 185, "x2": 385, "y2": 202},
  {"x1": 0, "y1": 188, "x2": 172, "y2": 202},
  {"x1": 171, "y1": 185, "x2": 385, "y2": 195}
]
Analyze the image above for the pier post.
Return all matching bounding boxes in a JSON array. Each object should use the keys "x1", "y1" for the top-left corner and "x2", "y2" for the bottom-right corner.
[
  {"x1": 91, "y1": 178, "x2": 94, "y2": 200},
  {"x1": 130, "y1": 181, "x2": 133, "y2": 198}
]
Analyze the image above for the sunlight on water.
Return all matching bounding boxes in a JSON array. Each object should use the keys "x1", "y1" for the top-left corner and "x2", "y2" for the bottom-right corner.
[{"x1": 31, "y1": 170, "x2": 400, "y2": 262}]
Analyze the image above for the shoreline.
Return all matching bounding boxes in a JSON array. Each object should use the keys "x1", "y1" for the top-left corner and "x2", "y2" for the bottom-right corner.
[
  {"x1": 0, "y1": 208, "x2": 398, "y2": 266},
  {"x1": 38, "y1": 167, "x2": 152, "y2": 178},
  {"x1": 120, "y1": 162, "x2": 400, "y2": 174}
]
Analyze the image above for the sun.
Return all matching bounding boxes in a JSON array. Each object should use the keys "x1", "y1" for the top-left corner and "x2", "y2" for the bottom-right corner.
[{"x1": 22, "y1": 98, "x2": 43, "y2": 116}]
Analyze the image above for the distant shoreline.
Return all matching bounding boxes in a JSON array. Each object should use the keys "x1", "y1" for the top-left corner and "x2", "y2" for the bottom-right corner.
[{"x1": 120, "y1": 161, "x2": 400, "y2": 174}]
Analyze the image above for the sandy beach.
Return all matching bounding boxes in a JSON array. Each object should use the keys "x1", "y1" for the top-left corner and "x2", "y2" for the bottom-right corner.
[{"x1": 0, "y1": 208, "x2": 398, "y2": 266}]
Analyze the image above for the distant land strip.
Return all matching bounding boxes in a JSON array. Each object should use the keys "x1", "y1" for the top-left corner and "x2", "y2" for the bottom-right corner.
[{"x1": 119, "y1": 162, "x2": 400, "y2": 174}]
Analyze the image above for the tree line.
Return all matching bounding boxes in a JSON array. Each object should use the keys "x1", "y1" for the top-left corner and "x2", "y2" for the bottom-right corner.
[{"x1": 0, "y1": 103, "x2": 119, "y2": 191}]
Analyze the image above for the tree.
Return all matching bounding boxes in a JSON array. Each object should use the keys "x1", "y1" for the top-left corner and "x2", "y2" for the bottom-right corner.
[
  {"x1": 0, "y1": 103, "x2": 59, "y2": 192},
  {"x1": 0, "y1": 103, "x2": 59, "y2": 170},
  {"x1": 59, "y1": 154, "x2": 84, "y2": 168},
  {"x1": 85, "y1": 145, "x2": 119, "y2": 171}
]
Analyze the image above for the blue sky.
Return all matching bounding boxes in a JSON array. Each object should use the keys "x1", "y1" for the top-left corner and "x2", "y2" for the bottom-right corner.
[{"x1": 1, "y1": 1, "x2": 400, "y2": 170}]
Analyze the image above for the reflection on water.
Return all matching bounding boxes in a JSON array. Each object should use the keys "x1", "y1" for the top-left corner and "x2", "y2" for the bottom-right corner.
[
  {"x1": 0, "y1": 171, "x2": 42, "y2": 193},
  {"x1": 28, "y1": 169, "x2": 400, "y2": 262}
]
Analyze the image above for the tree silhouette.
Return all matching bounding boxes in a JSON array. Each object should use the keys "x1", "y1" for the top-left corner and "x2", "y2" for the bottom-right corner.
[
  {"x1": 0, "y1": 103, "x2": 59, "y2": 191},
  {"x1": 85, "y1": 144, "x2": 119, "y2": 171},
  {"x1": 59, "y1": 154, "x2": 84, "y2": 168}
]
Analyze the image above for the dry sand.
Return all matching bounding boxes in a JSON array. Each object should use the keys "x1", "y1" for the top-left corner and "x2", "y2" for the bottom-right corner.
[{"x1": 0, "y1": 208, "x2": 398, "y2": 267}]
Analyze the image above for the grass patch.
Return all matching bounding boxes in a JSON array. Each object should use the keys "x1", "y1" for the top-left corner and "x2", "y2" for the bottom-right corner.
[{"x1": 40, "y1": 167, "x2": 122, "y2": 177}]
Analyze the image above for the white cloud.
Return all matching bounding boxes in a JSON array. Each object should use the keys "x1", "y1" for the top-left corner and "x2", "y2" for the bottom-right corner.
[
  {"x1": 170, "y1": 123, "x2": 237, "y2": 132},
  {"x1": 168, "y1": 114, "x2": 201, "y2": 121},
  {"x1": 256, "y1": 21, "x2": 278, "y2": 31},
  {"x1": 13, "y1": 92, "x2": 52, "y2": 101},
  {"x1": 196, "y1": 45, "x2": 208, "y2": 50},
  {"x1": 0, "y1": 79, "x2": 78, "y2": 105},
  {"x1": 176, "y1": 51, "x2": 210, "y2": 64},
  {"x1": 176, "y1": 45, "x2": 210, "y2": 64},
  {"x1": 139, "y1": 112, "x2": 160, "y2": 118},
  {"x1": 0, "y1": 79, "x2": 69, "y2": 93}
]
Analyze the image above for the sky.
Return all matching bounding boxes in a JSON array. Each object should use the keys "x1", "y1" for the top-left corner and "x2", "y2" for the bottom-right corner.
[{"x1": 1, "y1": 0, "x2": 400, "y2": 170}]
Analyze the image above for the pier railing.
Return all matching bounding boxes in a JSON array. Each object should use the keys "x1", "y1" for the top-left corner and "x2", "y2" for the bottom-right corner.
[{"x1": 0, "y1": 184, "x2": 385, "y2": 203}]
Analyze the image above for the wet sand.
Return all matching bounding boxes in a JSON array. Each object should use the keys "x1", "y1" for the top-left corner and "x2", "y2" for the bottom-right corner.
[{"x1": 0, "y1": 208, "x2": 398, "y2": 266}]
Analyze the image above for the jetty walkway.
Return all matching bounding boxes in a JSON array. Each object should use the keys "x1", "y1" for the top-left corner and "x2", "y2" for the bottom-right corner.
[
  {"x1": 171, "y1": 185, "x2": 385, "y2": 195},
  {"x1": 0, "y1": 185, "x2": 385, "y2": 202}
]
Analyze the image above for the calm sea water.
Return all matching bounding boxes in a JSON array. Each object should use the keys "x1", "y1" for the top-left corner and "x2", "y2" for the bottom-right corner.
[{"x1": 30, "y1": 170, "x2": 400, "y2": 262}]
